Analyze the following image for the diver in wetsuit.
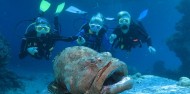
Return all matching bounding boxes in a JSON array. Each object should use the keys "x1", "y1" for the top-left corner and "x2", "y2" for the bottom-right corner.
[
  {"x1": 19, "y1": 1, "x2": 78, "y2": 60},
  {"x1": 109, "y1": 11, "x2": 156, "y2": 53},
  {"x1": 76, "y1": 13, "x2": 107, "y2": 52}
]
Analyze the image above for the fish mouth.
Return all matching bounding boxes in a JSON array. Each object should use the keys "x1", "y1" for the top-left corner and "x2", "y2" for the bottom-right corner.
[
  {"x1": 103, "y1": 69, "x2": 125, "y2": 86},
  {"x1": 100, "y1": 63, "x2": 133, "y2": 94}
]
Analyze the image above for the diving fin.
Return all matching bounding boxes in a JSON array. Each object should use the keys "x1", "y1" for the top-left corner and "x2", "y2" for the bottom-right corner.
[
  {"x1": 138, "y1": 9, "x2": 149, "y2": 21},
  {"x1": 66, "y1": 6, "x2": 87, "y2": 14},
  {"x1": 105, "y1": 17, "x2": 115, "y2": 21},
  {"x1": 40, "y1": 0, "x2": 51, "y2": 12},
  {"x1": 55, "y1": 2, "x2": 65, "y2": 14}
]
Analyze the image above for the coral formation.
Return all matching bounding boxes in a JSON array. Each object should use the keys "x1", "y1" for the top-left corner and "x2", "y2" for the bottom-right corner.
[
  {"x1": 177, "y1": 77, "x2": 190, "y2": 87},
  {"x1": 0, "y1": 33, "x2": 23, "y2": 93},
  {"x1": 0, "y1": 69, "x2": 23, "y2": 92},
  {"x1": 167, "y1": 0, "x2": 190, "y2": 77},
  {"x1": 0, "y1": 33, "x2": 9, "y2": 67},
  {"x1": 49, "y1": 46, "x2": 133, "y2": 94}
]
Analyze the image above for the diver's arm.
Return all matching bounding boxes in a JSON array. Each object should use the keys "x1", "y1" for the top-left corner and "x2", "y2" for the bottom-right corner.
[
  {"x1": 109, "y1": 28, "x2": 118, "y2": 44},
  {"x1": 146, "y1": 36, "x2": 152, "y2": 46},
  {"x1": 53, "y1": 16, "x2": 60, "y2": 35},
  {"x1": 54, "y1": 24, "x2": 86, "y2": 44},
  {"x1": 19, "y1": 30, "x2": 35, "y2": 55},
  {"x1": 74, "y1": 24, "x2": 86, "y2": 45},
  {"x1": 144, "y1": 33, "x2": 157, "y2": 54},
  {"x1": 135, "y1": 21, "x2": 152, "y2": 46},
  {"x1": 19, "y1": 28, "x2": 38, "y2": 59},
  {"x1": 137, "y1": 23, "x2": 156, "y2": 53},
  {"x1": 61, "y1": 36, "x2": 78, "y2": 42},
  {"x1": 141, "y1": 29, "x2": 152, "y2": 46},
  {"x1": 19, "y1": 34, "x2": 39, "y2": 59},
  {"x1": 136, "y1": 21, "x2": 156, "y2": 53},
  {"x1": 142, "y1": 31, "x2": 156, "y2": 53},
  {"x1": 54, "y1": 35, "x2": 78, "y2": 42},
  {"x1": 109, "y1": 34, "x2": 117, "y2": 44},
  {"x1": 139, "y1": 29, "x2": 152, "y2": 46}
]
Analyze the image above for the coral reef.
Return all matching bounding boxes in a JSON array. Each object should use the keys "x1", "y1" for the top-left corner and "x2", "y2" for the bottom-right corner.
[
  {"x1": 0, "y1": 33, "x2": 23, "y2": 93},
  {"x1": 0, "y1": 33, "x2": 9, "y2": 67},
  {"x1": 0, "y1": 68, "x2": 23, "y2": 92},
  {"x1": 49, "y1": 46, "x2": 133, "y2": 94},
  {"x1": 166, "y1": 0, "x2": 190, "y2": 77}
]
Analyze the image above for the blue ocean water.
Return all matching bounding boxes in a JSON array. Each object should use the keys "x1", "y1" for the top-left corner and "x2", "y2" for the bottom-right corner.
[{"x1": 0, "y1": 0, "x2": 183, "y2": 91}]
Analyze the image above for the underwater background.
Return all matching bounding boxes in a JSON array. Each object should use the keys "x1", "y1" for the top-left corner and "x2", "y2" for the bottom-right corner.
[
  {"x1": 1, "y1": 0, "x2": 181, "y2": 73},
  {"x1": 1, "y1": 0, "x2": 190, "y2": 93}
]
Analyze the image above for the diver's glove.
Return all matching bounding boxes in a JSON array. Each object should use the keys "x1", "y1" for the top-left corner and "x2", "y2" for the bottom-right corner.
[
  {"x1": 109, "y1": 34, "x2": 117, "y2": 44},
  {"x1": 77, "y1": 36, "x2": 85, "y2": 45},
  {"x1": 148, "y1": 46, "x2": 156, "y2": 54},
  {"x1": 27, "y1": 47, "x2": 38, "y2": 55}
]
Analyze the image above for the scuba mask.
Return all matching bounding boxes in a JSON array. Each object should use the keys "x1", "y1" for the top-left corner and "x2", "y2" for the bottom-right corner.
[
  {"x1": 119, "y1": 18, "x2": 131, "y2": 32},
  {"x1": 89, "y1": 13, "x2": 104, "y2": 33},
  {"x1": 35, "y1": 17, "x2": 50, "y2": 34},
  {"x1": 117, "y1": 11, "x2": 131, "y2": 32},
  {"x1": 35, "y1": 24, "x2": 50, "y2": 34},
  {"x1": 25, "y1": 17, "x2": 51, "y2": 37},
  {"x1": 89, "y1": 23, "x2": 102, "y2": 33},
  {"x1": 119, "y1": 18, "x2": 131, "y2": 26}
]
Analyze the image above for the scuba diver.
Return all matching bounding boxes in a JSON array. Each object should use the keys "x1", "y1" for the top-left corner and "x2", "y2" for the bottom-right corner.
[
  {"x1": 109, "y1": 11, "x2": 156, "y2": 54},
  {"x1": 76, "y1": 13, "x2": 108, "y2": 52},
  {"x1": 19, "y1": 0, "x2": 78, "y2": 60}
]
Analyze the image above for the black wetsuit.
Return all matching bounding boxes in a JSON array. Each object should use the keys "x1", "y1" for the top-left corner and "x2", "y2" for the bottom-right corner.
[
  {"x1": 112, "y1": 21, "x2": 152, "y2": 51},
  {"x1": 19, "y1": 16, "x2": 78, "y2": 60},
  {"x1": 79, "y1": 23, "x2": 106, "y2": 52}
]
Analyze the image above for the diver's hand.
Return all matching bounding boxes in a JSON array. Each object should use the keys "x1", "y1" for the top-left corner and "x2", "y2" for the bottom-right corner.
[
  {"x1": 77, "y1": 36, "x2": 85, "y2": 45},
  {"x1": 27, "y1": 47, "x2": 38, "y2": 55},
  {"x1": 109, "y1": 34, "x2": 117, "y2": 44},
  {"x1": 148, "y1": 46, "x2": 156, "y2": 54}
]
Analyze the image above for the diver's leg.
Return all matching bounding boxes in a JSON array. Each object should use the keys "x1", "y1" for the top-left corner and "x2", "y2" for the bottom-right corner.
[{"x1": 53, "y1": 2, "x2": 65, "y2": 35}]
